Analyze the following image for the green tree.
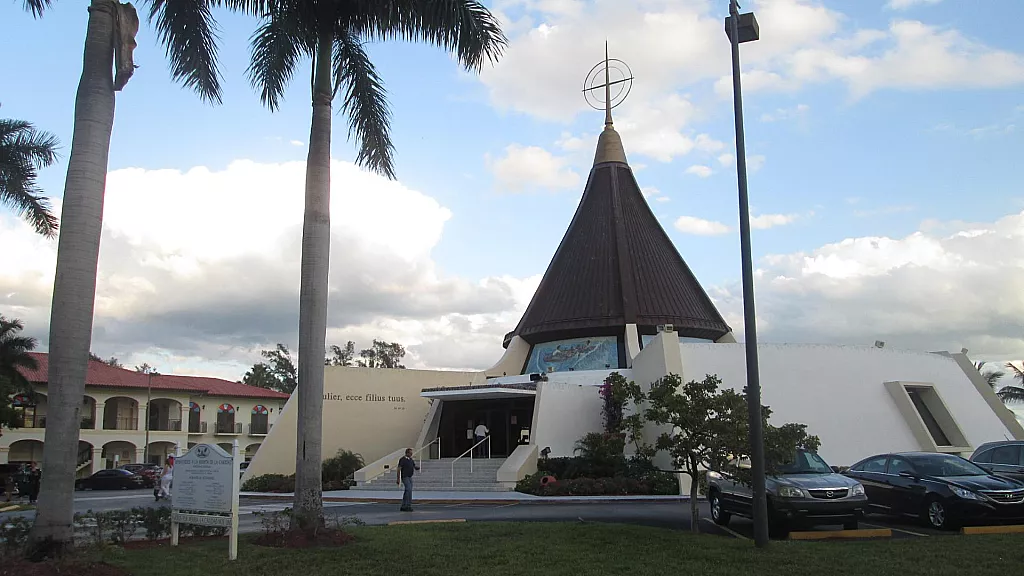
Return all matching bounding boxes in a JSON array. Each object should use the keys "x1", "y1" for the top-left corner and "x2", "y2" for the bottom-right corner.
[
  {"x1": 0, "y1": 110, "x2": 60, "y2": 237},
  {"x1": 357, "y1": 339, "x2": 406, "y2": 369},
  {"x1": 20, "y1": 0, "x2": 262, "y2": 554},
  {"x1": 0, "y1": 316, "x2": 39, "y2": 432},
  {"x1": 1000, "y1": 362, "x2": 1024, "y2": 404},
  {"x1": 242, "y1": 344, "x2": 298, "y2": 394},
  {"x1": 640, "y1": 373, "x2": 820, "y2": 533},
  {"x1": 244, "y1": 0, "x2": 505, "y2": 529},
  {"x1": 325, "y1": 341, "x2": 355, "y2": 366},
  {"x1": 134, "y1": 362, "x2": 155, "y2": 374}
]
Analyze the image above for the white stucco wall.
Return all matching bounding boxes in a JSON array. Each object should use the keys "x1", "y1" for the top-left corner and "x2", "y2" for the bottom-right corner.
[
  {"x1": 531, "y1": 369, "x2": 632, "y2": 457},
  {"x1": 677, "y1": 343, "x2": 1020, "y2": 467}
]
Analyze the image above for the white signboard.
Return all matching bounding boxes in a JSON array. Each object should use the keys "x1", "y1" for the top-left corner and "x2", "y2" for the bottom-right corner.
[
  {"x1": 173, "y1": 443, "x2": 235, "y2": 513},
  {"x1": 171, "y1": 441, "x2": 240, "y2": 560}
]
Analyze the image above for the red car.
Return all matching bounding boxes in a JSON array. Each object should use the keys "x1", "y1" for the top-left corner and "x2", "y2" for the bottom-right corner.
[{"x1": 119, "y1": 464, "x2": 161, "y2": 488}]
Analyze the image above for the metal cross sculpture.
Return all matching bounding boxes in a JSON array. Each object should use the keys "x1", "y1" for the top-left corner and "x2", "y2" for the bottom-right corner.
[{"x1": 582, "y1": 42, "x2": 634, "y2": 127}]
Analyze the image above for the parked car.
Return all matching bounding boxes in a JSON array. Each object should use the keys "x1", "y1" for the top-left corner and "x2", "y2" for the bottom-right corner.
[
  {"x1": 844, "y1": 452, "x2": 1024, "y2": 530},
  {"x1": 707, "y1": 449, "x2": 868, "y2": 537},
  {"x1": 119, "y1": 463, "x2": 161, "y2": 487},
  {"x1": 75, "y1": 469, "x2": 146, "y2": 491},
  {"x1": 970, "y1": 441, "x2": 1024, "y2": 482}
]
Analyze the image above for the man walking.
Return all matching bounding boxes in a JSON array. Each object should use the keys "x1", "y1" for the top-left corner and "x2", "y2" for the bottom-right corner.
[
  {"x1": 474, "y1": 421, "x2": 490, "y2": 457},
  {"x1": 397, "y1": 448, "x2": 420, "y2": 512}
]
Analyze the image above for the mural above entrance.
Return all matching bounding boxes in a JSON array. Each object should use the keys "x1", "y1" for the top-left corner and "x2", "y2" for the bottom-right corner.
[{"x1": 525, "y1": 336, "x2": 619, "y2": 374}]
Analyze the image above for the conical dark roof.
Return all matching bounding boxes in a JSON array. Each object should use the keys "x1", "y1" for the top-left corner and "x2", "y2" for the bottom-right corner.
[{"x1": 504, "y1": 126, "x2": 731, "y2": 348}]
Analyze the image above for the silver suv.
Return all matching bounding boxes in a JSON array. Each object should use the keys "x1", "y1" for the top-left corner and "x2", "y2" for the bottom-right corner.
[{"x1": 707, "y1": 449, "x2": 868, "y2": 537}]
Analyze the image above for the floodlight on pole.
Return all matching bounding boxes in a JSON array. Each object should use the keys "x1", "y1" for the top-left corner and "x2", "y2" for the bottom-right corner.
[{"x1": 725, "y1": 0, "x2": 769, "y2": 548}]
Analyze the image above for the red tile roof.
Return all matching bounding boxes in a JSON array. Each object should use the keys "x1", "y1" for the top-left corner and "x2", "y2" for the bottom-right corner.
[{"x1": 21, "y1": 353, "x2": 289, "y2": 400}]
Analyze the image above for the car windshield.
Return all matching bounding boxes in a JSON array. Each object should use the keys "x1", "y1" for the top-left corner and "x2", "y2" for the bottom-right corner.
[
  {"x1": 909, "y1": 454, "x2": 988, "y2": 477},
  {"x1": 777, "y1": 450, "x2": 833, "y2": 475}
]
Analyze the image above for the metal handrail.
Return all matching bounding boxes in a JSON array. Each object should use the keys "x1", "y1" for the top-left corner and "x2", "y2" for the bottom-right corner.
[
  {"x1": 451, "y1": 435, "x2": 490, "y2": 487},
  {"x1": 412, "y1": 437, "x2": 440, "y2": 469}
]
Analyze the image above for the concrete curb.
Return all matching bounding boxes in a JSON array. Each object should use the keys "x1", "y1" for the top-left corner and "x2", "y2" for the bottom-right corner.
[
  {"x1": 242, "y1": 492, "x2": 693, "y2": 505},
  {"x1": 789, "y1": 528, "x2": 892, "y2": 540},
  {"x1": 961, "y1": 525, "x2": 1024, "y2": 535}
]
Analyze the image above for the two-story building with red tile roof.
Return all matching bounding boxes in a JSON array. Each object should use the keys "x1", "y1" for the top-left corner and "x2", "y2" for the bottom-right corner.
[{"x1": 1, "y1": 353, "x2": 288, "y2": 478}]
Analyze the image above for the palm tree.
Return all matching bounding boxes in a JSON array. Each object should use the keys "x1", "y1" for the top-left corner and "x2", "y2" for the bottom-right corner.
[
  {"x1": 0, "y1": 110, "x2": 60, "y2": 237},
  {"x1": 974, "y1": 361, "x2": 1005, "y2": 391},
  {"x1": 1001, "y1": 362, "x2": 1024, "y2": 404},
  {"x1": 245, "y1": 0, "x2": 505, "y2": 528},
  {"x1": 0, "y1": 316, "x2": 40, "y2": 431},
  {"x1": 21, "y1": 0, "x2": 260, "y2": 554}
]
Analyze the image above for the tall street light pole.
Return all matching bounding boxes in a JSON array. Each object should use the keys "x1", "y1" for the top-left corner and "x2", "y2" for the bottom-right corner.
[
  {"x1": 725, "y1": 0, "x2": 769, "y2": 548},
  {"x1": 144, "y1": 370, "x2": 152, "y2": 466}
]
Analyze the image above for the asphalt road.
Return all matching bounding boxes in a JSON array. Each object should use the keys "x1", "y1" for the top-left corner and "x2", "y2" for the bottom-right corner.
[{"x1": 0, "y1": 491, "x2": 957, "y2": 540}]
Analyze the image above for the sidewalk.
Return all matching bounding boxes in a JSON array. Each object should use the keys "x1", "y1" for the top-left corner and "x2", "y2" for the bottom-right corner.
[{"x1": 241, "y1": 489, "x2": 690, "y2": 504}]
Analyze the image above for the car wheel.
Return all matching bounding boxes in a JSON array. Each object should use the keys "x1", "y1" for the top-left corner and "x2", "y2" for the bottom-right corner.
[
  {"x1": 923, "y1": 497, "x2": 957, "y2": 531},
  {"x1": 709, "y1": 491, "x2": 731, "y2": 526}
]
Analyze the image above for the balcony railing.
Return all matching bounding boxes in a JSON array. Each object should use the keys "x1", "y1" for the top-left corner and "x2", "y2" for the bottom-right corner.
[
  {"x1": 13, "y1": 415, "x2": 45, "y2": 429},
  {"x1": 188, "y1": 421, "x2": 207, "y2": 434},
  {"x1": 248, "y1": 423, "x2": 270, "y2": 436},
  {"x1": 215, "y1": 422, "x2": 242, "y2": 435},
  {"x1": 149, "y1": 420, "x2": 182, "y2": 432},
  {"x1": 80, "y1": 418, "x2": 95, "y2": 430},
  {"x1": 104, "y1": 417, "x2": 138, "y2": 431}
]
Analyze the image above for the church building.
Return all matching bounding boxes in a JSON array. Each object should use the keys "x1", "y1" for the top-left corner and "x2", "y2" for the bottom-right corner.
[{"x1": 245, "y1": 62, "x2": 1024, "y2": 492}]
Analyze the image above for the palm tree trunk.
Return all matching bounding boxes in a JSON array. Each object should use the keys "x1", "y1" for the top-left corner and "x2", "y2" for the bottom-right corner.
[
  {"x1": 292, "y1": 23, "x2": 333, "y2": 530},
  {"x1": 28, "y1": 0, "x2": 116, "y2": 555}
]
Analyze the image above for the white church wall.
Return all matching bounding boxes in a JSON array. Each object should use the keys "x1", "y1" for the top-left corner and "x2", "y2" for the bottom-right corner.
[
  {"x1": 531, "y1": 369, "x2": 631, "y2": 457},
  {"x1": 677, "y1": 343, "x2": 1020, "y2": 467}
]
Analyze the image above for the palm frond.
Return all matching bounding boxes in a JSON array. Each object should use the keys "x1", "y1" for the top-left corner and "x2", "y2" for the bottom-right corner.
[
  {"x1": 1006, "y1": 362, "x2": 1024, "y2": 383},
  {"x1": 351, "y1": 0, "x2": 507, "y2": 71},
  {"x1": 0, "y1": 119, "x2": 59, "y2": 169},
  {"x1": 0, "y1": 118, "x2": 60, "y2": 237},
  {"x1": 146, "y1": 0, "x2": 225, "y2": 104},
  {"x1": 997, "y1": 385, "x2": 1024, "y2": 404},
  {"x1": 22, "y1": 0, "x2": 53, "y2": 18},
  {"x1": 333, "y1": 31, "x2": 395, "y2": 179},
  {"x1": 247, "y1": 8, "x2": 308, "y2": 111}
]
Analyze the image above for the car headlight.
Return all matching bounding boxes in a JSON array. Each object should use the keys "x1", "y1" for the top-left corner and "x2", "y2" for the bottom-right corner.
[
  {"x1": 777, "y1": 486, "x2": 805, "y2": 498},
  {"x1": 950, "y1": 486, "x2": 982, "y2": 500},
  {"x1": 850, "y1": 483, "x2": 865, "y2": 497}
]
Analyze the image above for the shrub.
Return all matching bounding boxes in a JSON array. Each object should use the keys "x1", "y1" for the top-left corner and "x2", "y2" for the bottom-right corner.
[
  {"x1": 134, "y1": 506, "x2": 171, "y2": 541},
  {"x1": 322, "y1": 449, "x2": 363, "y2": 488},
  {"x1": 0, "y1": 516, "x2": 32, "y2": 557},
  {"x1": 573, "y1": 432, "x2": 628, "y2": 478},
  {"x1": 242, "y1": 473, "x2": 295, "y2": 493}
]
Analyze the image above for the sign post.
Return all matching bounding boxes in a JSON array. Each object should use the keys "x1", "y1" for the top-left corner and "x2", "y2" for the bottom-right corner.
[{"x1": 170, "y1": 440, "x2": 241, "y2": 560}]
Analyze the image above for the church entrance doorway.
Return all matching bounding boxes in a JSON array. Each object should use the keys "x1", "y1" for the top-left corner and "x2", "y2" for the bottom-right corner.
[{"x1": 436, "y1": 397, "x2": 534, "y2": 458}]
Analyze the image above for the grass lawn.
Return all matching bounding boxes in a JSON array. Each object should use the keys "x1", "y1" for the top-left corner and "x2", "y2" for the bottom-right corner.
[{"x1": 111, "y1": 522, "x2": 1019, "y2": 576}]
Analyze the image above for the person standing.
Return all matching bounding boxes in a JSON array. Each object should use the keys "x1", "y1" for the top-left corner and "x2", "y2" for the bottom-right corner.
[
  {"x1": 474, "y1": 421, "x2": 490, "y2": 457},
  {"x1": 27, "y1": 463, "x2": 40, "y2": 504},
  {"x1": 396, "y1": 448, "x2": 419, "y2": 512},
  {"x1": 157, "y1": 455, "x2": 174, "y2": 501}
]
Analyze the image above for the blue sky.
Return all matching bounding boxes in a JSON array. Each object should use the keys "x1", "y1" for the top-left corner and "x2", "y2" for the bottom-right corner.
[{"x1": 1, "y1": 0, "x2": 1022, "y2": 377}]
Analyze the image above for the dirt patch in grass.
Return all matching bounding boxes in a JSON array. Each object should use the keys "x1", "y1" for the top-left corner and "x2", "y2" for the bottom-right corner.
[
  {"x1": 0, "y1": 560, "x2": 131, "y2": 576},
  {"x1": 122, "y1": 535, "x2": 227, "y2": 550},
  {"x1": 253, "y1": 528, "x2": 354, "y2": 549}
]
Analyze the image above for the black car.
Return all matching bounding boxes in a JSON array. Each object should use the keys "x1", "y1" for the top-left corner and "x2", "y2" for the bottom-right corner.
[
  {"x1": 75, "y1": 469, "x2": 146, "y2": 491},
  {"x1": 845, "y1": 452, "x2": 1024, "y2": 530},
  {"x1": 970, "y1": 441, "x2": 1024, "y2": 482}
]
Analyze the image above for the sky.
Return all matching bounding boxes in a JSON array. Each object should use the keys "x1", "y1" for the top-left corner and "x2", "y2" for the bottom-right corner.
[{"x1": 1, "y1": 0, "x2": 1022, "y2": 384}]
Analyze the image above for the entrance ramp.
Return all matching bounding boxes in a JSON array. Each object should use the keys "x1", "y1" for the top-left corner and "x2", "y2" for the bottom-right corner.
[{"x1": 358, "y1": 457, "x2": 508, "y2": 492}]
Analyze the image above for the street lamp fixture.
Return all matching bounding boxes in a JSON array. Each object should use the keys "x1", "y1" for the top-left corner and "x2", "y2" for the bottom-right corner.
[{"x1": 725, "y1": 0, "x2": 770, "y2": 549}]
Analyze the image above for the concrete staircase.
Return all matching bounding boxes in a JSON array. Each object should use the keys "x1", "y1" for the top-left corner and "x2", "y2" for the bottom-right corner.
[{"x1": 358, "y1": 457, "x2": 508, "y2": 492}]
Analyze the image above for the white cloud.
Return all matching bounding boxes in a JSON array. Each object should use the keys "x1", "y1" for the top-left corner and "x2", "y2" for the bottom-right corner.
[
  {"x1": 686, "y1": 165, "x2": 714, "y2": 178},
  {"x1": 718, "y1": 153, "x2": 735, "y2": 167},
  {"x1": 715, "y1": 210, "x2": 1024, "y2": 360},
  {"x1": 674, "y1": 215, "x2": 731, "y2": 235},
  {"x1": 761, "y1": 103, "x2": 810, "y2": 122},
  {"x1": 748, "y1": 155, "x2": 766, "y2": 172},
  {"x1": 886, "y1": 0, "x2": 942, "y2": 10},
  {"x1": 289, "y1": 140, "x2": 304, "y2": 147},
  {"x1": 751, "y1": 213, "x2": 801, "y2": 229},
  {"x1": 0, "y1": 159, "x2": 539, "y2": 378},
  {"x1": 489, "y1": 144, "x2": 580, "y2": 192}
]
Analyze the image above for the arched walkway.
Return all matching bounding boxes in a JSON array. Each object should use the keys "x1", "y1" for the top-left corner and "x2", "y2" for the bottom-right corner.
[
  {"x1": 103, "y1": 397, "x2": 139, "y2": 431},
  {"x1": 102, "y1": 440, "x2": 137, "y2": 468},
  {"x1": 82, "y1": 396, "x2": 98, "y2": 430},
  {"x1": 8, "y1": 439, "x2": 44, "y2": 464},
  {"x1": 244, "y1": 443, "x2": 261, "y2": 462},
  {"x1": 11, "y1": 393, "x2": 46, "y2": 429},
  {"x1": 147, "y1": 398, "x2": 183, "y2": 432},
  {"x1": 146, "y1": 441, "x2": 178, "y2": 465}
]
